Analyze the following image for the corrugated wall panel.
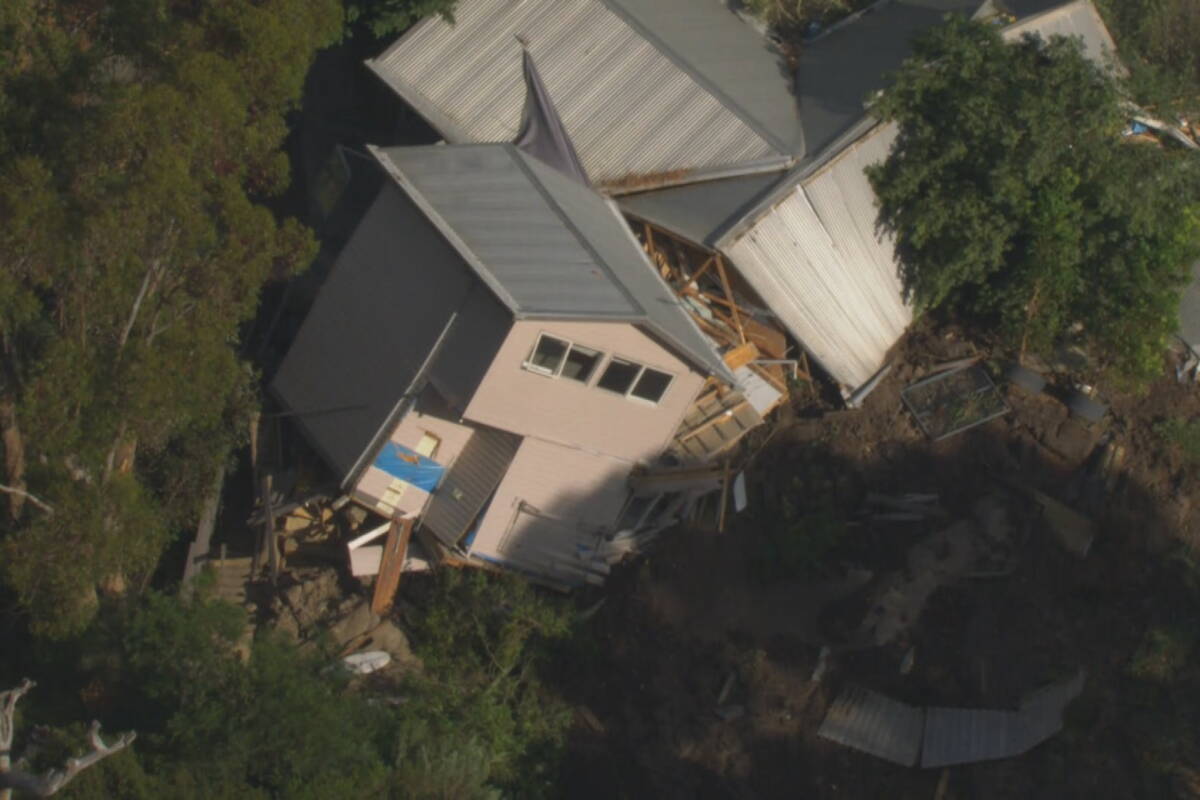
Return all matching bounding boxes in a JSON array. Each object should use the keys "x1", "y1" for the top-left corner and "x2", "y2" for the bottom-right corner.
[
  {"x1": 369, "y1": 0, "x2": 782, "y2": 186},
  {"x1": 724, "y1": 123, "x2": 910, "y2": 390},
  {"x1": 420, "y1": 426, "x2": 523, "y2": 546}
]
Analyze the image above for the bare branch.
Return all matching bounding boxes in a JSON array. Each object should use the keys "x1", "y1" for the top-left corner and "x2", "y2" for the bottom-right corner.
[
  {"x1": 0, "y1": 484, "x2": 52, "y2": 515},
  {"x1": 1, "y1": 682, "x2": 135, "y2": 798}
]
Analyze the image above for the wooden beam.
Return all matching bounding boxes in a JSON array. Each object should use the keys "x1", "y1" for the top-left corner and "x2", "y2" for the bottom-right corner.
[
  {"x1": 714, "y1": 255, "x2": 746, "y2": 344},
  {"x1": 263, "y1": 474, "x2": 280, "y2": 583},
  {"x1": 371, "y1": 516, "x2": 413, "y2": 615},
  {"x1": 689, "y1": 254, "x2": 717, "y2": 285},
  {"x1": 717, "y1": 462, "x2": 732, "y2": 533}
]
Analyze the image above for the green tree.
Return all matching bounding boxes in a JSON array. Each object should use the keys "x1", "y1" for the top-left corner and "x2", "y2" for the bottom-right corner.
[
  {"x1": 1097, "y1": 0, "x2": 1200, "y2": 120},
  {"x1": 347, "y1": 0, "x2": 458, "y2": 39},
  {"x1": 0, "y1": 0, "x2": 340, "y2": 636},
  {"x1": 392, "y1": 570, "x2": 575, "y2": 798},
  {"x1": 868, "y1": 16, "x2": 1200, "y2": 384}
]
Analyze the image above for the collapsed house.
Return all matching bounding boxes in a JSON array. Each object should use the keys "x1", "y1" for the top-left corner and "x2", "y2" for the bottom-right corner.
[
  {"x1": 368, "y1": 0, "x2": 1119, "y2": 394},
  {"x1": 271, "y1": 142, "x2": 770, "y2": 586},
  {"x1": 272, "y1": 0, "x2": 1126, "y2": 586}
]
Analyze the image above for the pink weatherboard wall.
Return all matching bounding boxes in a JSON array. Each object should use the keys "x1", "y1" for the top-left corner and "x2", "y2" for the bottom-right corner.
[{"x1": 463, "y1": 320, "x2": 706, "y2": 464}]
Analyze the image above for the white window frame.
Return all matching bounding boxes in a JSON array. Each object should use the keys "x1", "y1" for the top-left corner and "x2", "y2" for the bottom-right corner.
[
  {"x1": 595, "y1": 356, "x2": 675, "y2": 406},
  {"x1": 522, "y1": 332, "x2": 605, "y2": 384}
]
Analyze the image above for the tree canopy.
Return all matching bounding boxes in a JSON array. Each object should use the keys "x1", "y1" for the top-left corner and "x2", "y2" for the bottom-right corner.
[
  {"x1": 3, "y1": 572, "x2": 575, "y2": 799},
  {"x1": 0, "y1": 0, "x2": 341, "y2": 636},
  {"x1": 868, "y1": 15, "x2": 1200, "y2": 384},
  {"x1": 347, "y1": 0, "x2": 457, "y2": 38}
]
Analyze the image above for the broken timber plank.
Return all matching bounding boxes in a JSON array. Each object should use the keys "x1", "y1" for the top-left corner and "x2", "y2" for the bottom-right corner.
[
  {"x1": 371, "y1": 516, "x2": 413, "y2": 615},
  {"x1": 723, "y1": 341, "x2": 760, "y2": 371},
  {"x1": 714, "y1": 255, "x2": 746, "y2": 344},
  {"x1": 679, "y1": 400, "x2": 752, "y2": 443}
]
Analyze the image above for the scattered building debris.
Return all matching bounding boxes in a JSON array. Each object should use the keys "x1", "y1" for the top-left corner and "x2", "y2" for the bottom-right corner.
[
  {"x1": 1005, "y1": 363, "x2": 1047, "y2": 394},
  {"x1": 902, "y1": 364, "x2": 1009, "y2": 440},
  {"x1": 1066, "y1": 386, "x2": 1108, "y2": 423},
  {"x1": 819, "y1": 671, "x2": 1086, "y2": 768},
  {"x1": 342, "y1": 650, "x2": 392, "y2": 675},
  {"x1": 864, "y1": 492, "x2": 945, "y2": 523},
  {"x1": 858, "y1": 511, "x2": 1010, "y2": 647}
]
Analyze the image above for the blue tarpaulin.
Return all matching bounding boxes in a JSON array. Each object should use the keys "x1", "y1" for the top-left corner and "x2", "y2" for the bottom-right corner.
[{"x1": 373, "y1": 442, "x2": 445, "y2": 492}]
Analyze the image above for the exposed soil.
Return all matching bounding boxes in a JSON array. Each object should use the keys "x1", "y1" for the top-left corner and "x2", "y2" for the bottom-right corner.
[{"x1": 556, "y1": 325, "x2": 1200, "y2": 799}]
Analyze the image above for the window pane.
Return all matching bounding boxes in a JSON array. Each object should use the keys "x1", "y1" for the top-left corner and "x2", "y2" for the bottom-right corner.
[
  {"x1": 597, "y1": 358, "x2": 640, "y2": 394},
  {"x1": 631, "y1": 368, "x2": 672, "y2": 403},
  {"x1": 529, "y1": 335, "x2": 568, "y2": 373},
  {"x1": 561, "y1": 345, "x2": 601, "y2": 382}
]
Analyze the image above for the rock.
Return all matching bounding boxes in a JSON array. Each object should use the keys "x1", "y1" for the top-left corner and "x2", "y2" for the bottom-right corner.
[
  {"x1": 274, "y1": 610, "x2": 301, "y2": 643},
  {"x1": 366, "y1": 620, "x2": 420, "y2": 669},
  {"x1": 329, "y1": 601, "x2": 379, "y2": 648}
]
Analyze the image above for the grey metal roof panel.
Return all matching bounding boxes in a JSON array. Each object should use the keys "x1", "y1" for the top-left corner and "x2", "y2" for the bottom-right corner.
[
  {"x1": 373, "y1": 143, "x2": 733, "y2": 381},
  {"x1": 374, "y1": 143, "x2": 640, "y2": 319},
  {"x1": 602, "y1": 0, "x2": 804, "y2": 155},
  {"x1": 796, "y1": 0, "x2": 982, "y2": 161},
  {"x1": 921, "y1": 707, "x2": 1019, "y2": 768},
  {"x1": 520, "y1": 152, "x2": 735, "y2": 381},
  {"x1": 270, "y1": 182, "x2": 480, "y2": 483},
  {"x1": 818, "y1": 686, "x2": 924, "y2": 767},
  {"x1": 618, "y1": 171, "x2": 788, "y2": 247},
  {"x1": 367, "y1": 0, "x2": 791, "y2": 190}
]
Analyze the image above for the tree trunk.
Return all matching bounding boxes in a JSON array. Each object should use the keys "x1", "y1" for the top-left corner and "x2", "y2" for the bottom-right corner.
[{"x1": 0, "y1": 398, "x2": 26, "y2": 521}]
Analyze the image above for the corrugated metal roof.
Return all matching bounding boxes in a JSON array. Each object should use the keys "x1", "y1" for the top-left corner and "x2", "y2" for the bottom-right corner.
[
  {"x1": 823, "y1": 672, "x2": 1085, "y2": 768},
  {"x1": 818, "y1": 686, "x2": 924, "y2": 767},
  {"x1": 921, "y1": 671, "x2": 1085, "y2": 767},
  {"x1": 372, "y1": 143, "x2": 733, "y2": 382},
  {"x1": 921, "y1": 708, "x2": 1017, "y2": 768},
  {"x1": 1001, "y1": 0, "x2": 1119, "y2": 69},
  {"x1": 604, "y1": 0, "x2": 804, "y2": 154},
  {"x1": 723, "y1": 123, "x2": 912, "y2": 390},
  {"x1": 366, "y1": 0, "x2": 793, "y2": 189},
  {"x1": 716, "y1": 1, "x2": 1119, "y2": 392},
  {"x1": 421, "y1": 425, "x2": 523, "y2": 546}
]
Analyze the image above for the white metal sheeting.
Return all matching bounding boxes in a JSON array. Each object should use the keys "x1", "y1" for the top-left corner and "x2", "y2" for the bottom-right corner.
[
  {"x1": 821, "y1": 671, "x2": 1086, "y2": 768},
  {"x1": 724, "y1": 123, "x2": 911, "y2": 391},
  {"x1": 367, "y1": 0, "x2": 787, "y2": 189}
]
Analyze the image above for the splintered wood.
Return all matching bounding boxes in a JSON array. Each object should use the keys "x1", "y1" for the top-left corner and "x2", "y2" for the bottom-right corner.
[{"x1": 632, "y1": 219, "x2": 804, "y2": 462}]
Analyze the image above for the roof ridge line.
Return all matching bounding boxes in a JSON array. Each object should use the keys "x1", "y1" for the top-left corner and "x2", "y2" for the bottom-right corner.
[
  {"x1": 505, "y1": 145, "x2": 647, "y2": 320},
  {"x1": 367, "y1": 144, "x2": 524, "y2": 315}
]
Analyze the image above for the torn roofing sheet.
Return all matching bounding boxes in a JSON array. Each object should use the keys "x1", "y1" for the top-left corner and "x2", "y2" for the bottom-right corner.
[
  {"x1": 514, "y1": 48, "x2": 589, "y2": 185},
  {"x1": 366, "y1": 0, "x2": 800, "y2": 190},
  {"x1": 818, "y1": 686, "x2": 925, "y2": 767},
  {"x1": 821, "y1": 672, "x2": 1086, "y2": 768}
]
